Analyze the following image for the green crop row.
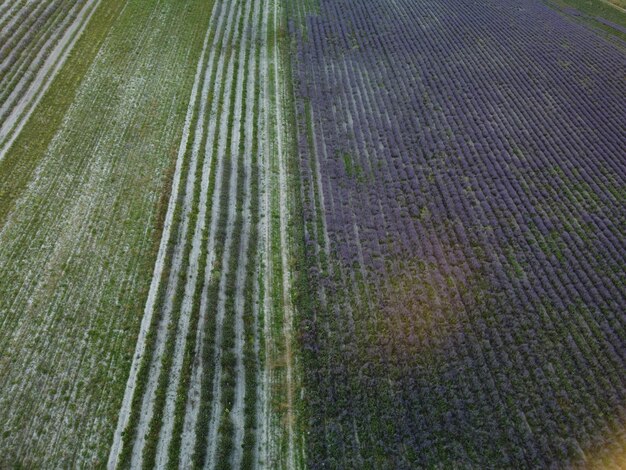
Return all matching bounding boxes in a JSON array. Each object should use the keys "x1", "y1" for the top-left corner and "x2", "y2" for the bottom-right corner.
[
  {"x1": 240, "y1": 4, "x2": 265, "y2": 467},
  {"x1": 214, "y1": 1, "x2": 253, "y2": 465},
  {"x1": 191, "y1": 3, "x2": 244, "y2": 467},
  {"x1": 115, "y1": 2, "x2": 215, "y2": 466}
]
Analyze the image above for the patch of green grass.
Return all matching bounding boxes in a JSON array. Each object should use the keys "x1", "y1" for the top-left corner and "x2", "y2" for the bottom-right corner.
[{"x1": 548, "y1": 0, "x2": 626, "y2": 41}]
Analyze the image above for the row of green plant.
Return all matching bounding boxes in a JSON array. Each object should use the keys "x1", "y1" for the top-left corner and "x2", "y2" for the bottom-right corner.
[
  {"x1": 116, "y1": 76, "x2": 197, "y2": 469},
  {"x1": 163, "y1": 3, "x2": 228, "y2": 466},
  {"x1": 0, "y1": 0, "x2": 217, "y2": 465},
  {"x1": 1, "y1": 0, "x2": 71, "y2": 106},
  {"x1": 140, "y1": 31, "x2": 219, "y2": 464},
  {"x1": 279, "y1": 2, "x2": 311, "y2": 466},
  {"x1": 191, "y1": 1, "x2": 244, "y2": 466},
  {"x1": 240, "y1": 4, "x2": 265, "y2": 466},
  {"x1": 214, "y1": 0, "x2": 254, "y2": 466},
  {"x1": 115, "y1": 1, "x2": 216, "y2": 466}
]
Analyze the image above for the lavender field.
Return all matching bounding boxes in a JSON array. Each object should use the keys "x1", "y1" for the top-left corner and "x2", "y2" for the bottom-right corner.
[{"x1": 287, "y1": 0, "x2": 626, "y2": 467}]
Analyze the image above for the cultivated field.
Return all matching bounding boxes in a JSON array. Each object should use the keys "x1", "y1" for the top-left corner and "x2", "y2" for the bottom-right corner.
[
  {"x1": 287, "y1": 0, "x2": 626, "y2": 468},
  {"x1": 0, "y1": 0, "x2": 624, "y2": 468},
  {"x1": 0, "y1": 0, "x2": 100, "y2": 161},
  {"x1": 0, "y1": 0, "x2": 213, "y2": 465},
  {"x1": 108, "y1": 0, "x2": 301, "y2": 468}
]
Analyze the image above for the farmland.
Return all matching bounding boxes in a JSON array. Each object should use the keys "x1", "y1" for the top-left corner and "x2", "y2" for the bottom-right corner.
[
  {"x1": 0, "y1": 0, "x2": 214, "y2": 465},
  {"x1": 0, "y1": 0, "x2": 625, "y2": 468},
  {"x1": 108, "y1": 0, "x2": 300, "y2": 467},
  {"x1": 0, "y1": 0, "x2": 100, "y2": 161},
  {"x1": 551, "y1": 0, "x2": 626, "y2": 40},
  {"x1": 288, "y1": 0, "x2": 626, "y2": 468}
]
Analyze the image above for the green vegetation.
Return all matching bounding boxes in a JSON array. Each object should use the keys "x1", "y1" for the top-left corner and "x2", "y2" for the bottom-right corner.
[
  {"x1": 0, "y1": 0, "x2": 122, "y2": 227},
  {"x1": 2, "y1": 0, "x2": 308, "y2": 467},
  {"x1": 238, "y1": 6, "x2": 264, "y2": 469},
  {"x1": 0, "y1": 0, "x2": 214, "y2": 465},
  {"x1": 215, "y1": 1, "x2": 252, "y2": 466},
  {"x1": 190, "y1": 4, "x2": 243, "y2": 468},
  {"x1": 549, "y1": 0, "x2": 626, "y2": 41}
]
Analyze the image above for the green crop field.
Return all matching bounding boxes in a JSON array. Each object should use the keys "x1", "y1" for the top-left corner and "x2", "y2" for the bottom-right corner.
[
  {"x1": 549, "y1": 0, "x2": 626, "y2": 40},
  {"x1": 0, "y1": 0, "x2": 214, "y2": 465}
]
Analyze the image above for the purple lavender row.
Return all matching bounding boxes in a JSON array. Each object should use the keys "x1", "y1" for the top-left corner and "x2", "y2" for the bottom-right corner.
[{"x1": 596, "y1": 16, "x2": 626, "y2": 35}]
